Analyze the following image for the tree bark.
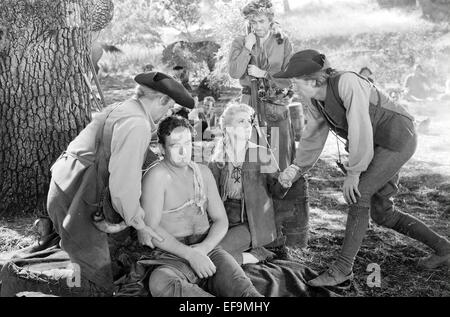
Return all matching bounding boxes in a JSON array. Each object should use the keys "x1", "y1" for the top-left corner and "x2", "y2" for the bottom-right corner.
[{"x1": 0, "y1": 0, "x2": 107, "y2": 215}]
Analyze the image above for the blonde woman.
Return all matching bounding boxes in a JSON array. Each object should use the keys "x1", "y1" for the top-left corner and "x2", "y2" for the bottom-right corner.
[{"x1": 208, "y1": 103, "x2": 294, "y2": 265}]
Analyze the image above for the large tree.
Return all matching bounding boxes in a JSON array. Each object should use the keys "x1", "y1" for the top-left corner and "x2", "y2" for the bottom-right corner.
[{"x1": 0, "y1": 0, "x2": 113, "y2": 216}]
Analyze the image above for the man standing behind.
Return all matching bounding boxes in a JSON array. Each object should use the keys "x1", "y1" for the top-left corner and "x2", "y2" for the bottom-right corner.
[
  {"x1": 228, "y1": 0, "x2": 295, "y2": 171},
  {"x1": 47, "y1": 72, "x2": 195, "y2": 295}
]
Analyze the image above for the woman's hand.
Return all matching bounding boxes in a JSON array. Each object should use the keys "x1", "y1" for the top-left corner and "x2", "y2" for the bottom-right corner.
[
  {"x1": 278, "y1": 164, "x2": 300, "y2": 188},
  {"x1": 248, "y1": 65, "x2": 267, "y2": 78},
  {"x1": 342, "y1": 174, "x2": 361, "y2": 204}
]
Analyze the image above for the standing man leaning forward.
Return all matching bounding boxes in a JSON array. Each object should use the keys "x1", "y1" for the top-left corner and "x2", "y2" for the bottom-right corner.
[{"x1": 277, "y1": 50, "x2": 450, "y2": 287}]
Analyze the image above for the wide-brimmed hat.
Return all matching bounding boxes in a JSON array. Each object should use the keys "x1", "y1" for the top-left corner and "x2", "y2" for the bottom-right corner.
[
  {"x1": 134, "y1": 72, "x2": 195, "y2": 109},
  {"x1": 274, "y1": 49, "x2": 327, "y2": 79}
]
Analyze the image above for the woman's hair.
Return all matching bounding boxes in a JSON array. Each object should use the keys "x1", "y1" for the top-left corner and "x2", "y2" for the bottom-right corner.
[
  {"x1": 210, "y1": 103, "x2": 255, "y2": 166},
  {"x1": 157, "y1": 115, "x2": 194, "y2": 147},
  {"x1": 219, "y1": 103, "x2": 255, "y2": 130}
]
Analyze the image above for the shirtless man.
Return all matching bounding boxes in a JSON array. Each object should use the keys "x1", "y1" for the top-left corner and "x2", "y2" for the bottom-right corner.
[{"x1": 141, "y1": 116, "x2": 262, "y2": 297}]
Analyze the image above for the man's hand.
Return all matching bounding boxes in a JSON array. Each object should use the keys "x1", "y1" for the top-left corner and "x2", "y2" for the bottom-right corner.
[
  {"x1": 342, "y1": 174, "x2": 361, "y2": 204},
  {"x1": 278, "y1": 164, "x2": 300, "y2": 188},
  {"x1": 244, "y1": 32, "x2": 257, "y2": 51},
  {"x1": 186, "y1": 247, "x2": 216, "y2": 279},
  {"x1": 137, "y1": 226, "x2": 164, "y2": 248},
  {"x1": 248, "y1": 65, "x2": 267, "y2": 78}
]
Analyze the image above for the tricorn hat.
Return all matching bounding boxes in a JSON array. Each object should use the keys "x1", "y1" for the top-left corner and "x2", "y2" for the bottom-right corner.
[
  {"x1": 134, "y1": 72, "x2": 195, "y2": 109},
  {"x1": 274, "y1": 49, "x2": 327, "y2": 79}
]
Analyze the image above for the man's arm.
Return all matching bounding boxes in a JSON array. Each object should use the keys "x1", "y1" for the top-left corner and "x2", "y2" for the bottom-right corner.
[
  {"x1": 109, "y1": 119, "x2": 151, "y2": 230},
  {"x1": 338, "y1": 72, "x2": 374, "y2": 179},
  {"x1": 278, "y1": 103, "x2": 329, "y2": 187},
  {"x1": 228, "y1": 37, "x2": 252, "y2": 79},
  {"x1": 294, "y1": 103, "x2": 329, "y2": 170},
  {"x1": 192, "y1": 165, "x2": 229, "y2": 255}
]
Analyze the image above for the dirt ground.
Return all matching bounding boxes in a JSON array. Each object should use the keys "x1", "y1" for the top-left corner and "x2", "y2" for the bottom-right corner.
[{"x1": 1, "y1": 76, "x2": 449, "y2": 297}]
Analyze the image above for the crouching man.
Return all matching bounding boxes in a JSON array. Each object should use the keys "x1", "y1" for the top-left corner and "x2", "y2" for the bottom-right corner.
[
  {"x1": 141, "y1": 116, "x2": 263, "y2": 297},
  {"x1": 47, "y1": 72, "x2": 194, "y2": 295}
]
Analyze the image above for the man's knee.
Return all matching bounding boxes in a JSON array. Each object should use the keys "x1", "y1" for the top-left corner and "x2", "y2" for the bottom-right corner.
[
  {"x1": 370, "y1": 195, "x2": 399, "y2": 228},
  {"x1": 149, "y1": 267, "x2": 183, "y2": 297}
]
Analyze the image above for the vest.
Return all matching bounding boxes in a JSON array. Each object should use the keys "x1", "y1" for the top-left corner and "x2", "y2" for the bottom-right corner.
[{"x1": 311, "y1": 72, "x2": 416, "y2": 152}]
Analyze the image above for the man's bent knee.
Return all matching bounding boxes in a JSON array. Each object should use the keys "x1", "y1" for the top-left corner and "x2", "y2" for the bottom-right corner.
[{"x1": 149, "y1": 267, "x2": 183, "y2": 297}]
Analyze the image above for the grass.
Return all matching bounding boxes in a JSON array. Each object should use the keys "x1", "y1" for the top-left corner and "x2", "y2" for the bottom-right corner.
[{"x1": 290, "y1": 159, "x2": 450, "y2": 297}]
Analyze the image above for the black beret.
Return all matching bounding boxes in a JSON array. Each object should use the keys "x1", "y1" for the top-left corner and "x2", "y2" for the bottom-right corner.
[
  {"x1": 274, "y1": 49, "x2": 326, "y2": 78},
  {"x1": 134, "y1": 72, "x2": 195, "y2": 109}
]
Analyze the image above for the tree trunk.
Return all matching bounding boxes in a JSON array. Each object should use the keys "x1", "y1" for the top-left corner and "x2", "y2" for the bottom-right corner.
[{"x1": 0, "y1": 0, "x2": 107, "y2": 215}]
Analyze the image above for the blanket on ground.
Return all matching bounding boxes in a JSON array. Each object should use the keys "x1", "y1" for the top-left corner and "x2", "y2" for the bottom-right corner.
[{"x1": 1, "y1": 247, "x2": 338, "y2": 297}]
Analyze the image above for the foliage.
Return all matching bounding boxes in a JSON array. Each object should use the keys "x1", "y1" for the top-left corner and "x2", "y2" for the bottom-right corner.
[
  {"x1": 99, "y1": 0, "x2": 162, "y2": 46},
  {"x1": 159, "y1": 0, "x2": 203, "y2": 41},
  {"x1": 209, "y1": 0, "x2": 247, "y2": 88}
]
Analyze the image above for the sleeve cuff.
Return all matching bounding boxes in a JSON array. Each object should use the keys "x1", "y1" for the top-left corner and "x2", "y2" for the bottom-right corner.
[
  {"x1": 346, "y1": 171, "x2": 361, "y2": 179},
  {"x1": 130, "y1": 217, "x2": 146, "y2": 231}
]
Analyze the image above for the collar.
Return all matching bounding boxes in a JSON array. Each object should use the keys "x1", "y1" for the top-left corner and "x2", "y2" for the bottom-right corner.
[{"x1": 132, "y1": 97, "x2": 157, "y2": 134}]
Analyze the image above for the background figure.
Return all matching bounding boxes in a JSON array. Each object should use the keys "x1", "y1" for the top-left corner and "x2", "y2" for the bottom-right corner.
[
  {"x1": 203, "y1": 96, "x2": 218, "y2": 128},
  {"x1": 359, "y1": 66, "x2": 374, "y2": 83},
  {"x1": 403, "y1": 64, "x2": 438, "y2": 101},
  {"x1": 173, "y1": 65, "x2": 192, "y2": 92},
  {"x1": 228, "y1": 0, "x2": 295, "y2": 171}
]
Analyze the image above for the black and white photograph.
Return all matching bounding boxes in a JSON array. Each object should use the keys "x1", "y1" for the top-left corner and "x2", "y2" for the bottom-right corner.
[{"x1": 0, "y1": 0, "x2": 449, "y2": 302}]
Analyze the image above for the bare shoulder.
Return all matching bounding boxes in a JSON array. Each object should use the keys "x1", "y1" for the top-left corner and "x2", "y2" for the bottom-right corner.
[{"x1": 142, "y1": 162, "x2": 170, "y2": 186}]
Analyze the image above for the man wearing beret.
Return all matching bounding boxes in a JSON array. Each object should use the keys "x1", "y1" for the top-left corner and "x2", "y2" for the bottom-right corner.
[
  {"x1": 275, "y1": 50, "x2": 450, "y2": 286},
  {"x1": 46, "y1": 72, "x2": 195, "y2": 295}
]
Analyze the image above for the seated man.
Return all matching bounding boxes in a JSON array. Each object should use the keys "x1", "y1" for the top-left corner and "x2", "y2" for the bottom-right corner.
[{"x1": 140, "y1": 116, "x2": 262, "y2": 297}]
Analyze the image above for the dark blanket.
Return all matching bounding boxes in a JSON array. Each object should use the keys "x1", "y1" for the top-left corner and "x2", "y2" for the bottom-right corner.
[
  {"x1": 1, "y1": 246, "x2": 337, "y2": 297},
  {"x1": 112, "y1": 257, "x2": 339, "y2": 297},
  {"x1": 242, "y1": 260, "x2": 337, "y2": 297}
]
